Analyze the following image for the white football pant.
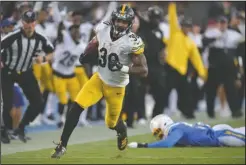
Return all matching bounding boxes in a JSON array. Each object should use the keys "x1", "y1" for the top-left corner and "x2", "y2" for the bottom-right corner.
[{"x1": 213, "y1": 124, "x2": 245, "y2": 147}]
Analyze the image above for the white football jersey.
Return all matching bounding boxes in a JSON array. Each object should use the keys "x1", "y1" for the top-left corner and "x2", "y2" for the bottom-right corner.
[
  {"x1": 52, "y1": 31, "x2": 86, "y2": 76},
  {"x1": 94, "y1": 22, "x2": 145, "y2": 87}
]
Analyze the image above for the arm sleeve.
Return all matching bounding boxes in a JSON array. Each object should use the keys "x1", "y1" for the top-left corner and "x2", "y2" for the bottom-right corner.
[
  {"x1": 1, "y1": 33, "x2": 16, "y2": 51},
  {"x1": 1, "y1": 37, "x2": 9, "y2": 52},
  {"x1": 130, "y1": 35, "x2": 145, "y2": 55},
  {"x1": 189, "y1": 43, "x2": 207, "y2": 79},
  {"x1": 147, "y1": 129, "x2": 183, "y2": 148},
  {"x1": 168, "y1": 3, "x2": 180, "y2": 39},
  {"x1": 42, "y1": 37, "x2": 54, "y2": 54}
]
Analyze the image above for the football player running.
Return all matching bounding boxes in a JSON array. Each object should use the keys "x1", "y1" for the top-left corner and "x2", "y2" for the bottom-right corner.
[
  {"x1": 128, "y1": 114, "x2": 245, "y2": 148},
  {"x1": 51, "y1": 4, "x2": 148, "y2": 158},
  {"x1": 52, "y1": 24, "x2": 86, "y2": 128}
]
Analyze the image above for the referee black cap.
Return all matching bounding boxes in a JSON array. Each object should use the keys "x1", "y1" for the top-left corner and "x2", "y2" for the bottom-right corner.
[{"x1": 22, "y1": 10, "x2": 36, "y2": 23}]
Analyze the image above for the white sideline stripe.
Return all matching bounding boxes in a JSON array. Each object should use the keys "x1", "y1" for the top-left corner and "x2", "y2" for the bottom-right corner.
[
  {"x1": 1, "y1": 117, "x2": 244, "y2": 156},
  {"x1": 4, "y1": 156, "x2": 245, "y2": 159}
]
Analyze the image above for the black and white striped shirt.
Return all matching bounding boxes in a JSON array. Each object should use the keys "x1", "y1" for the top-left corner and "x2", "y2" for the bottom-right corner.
[{"x1": 1, "y1": 29, "x2": 54, "y2": 72}]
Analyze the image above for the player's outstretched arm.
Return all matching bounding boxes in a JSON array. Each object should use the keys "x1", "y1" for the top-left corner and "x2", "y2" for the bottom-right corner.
[{"x1": 128, "y1": 129, "x2": 183, "y2": 148}]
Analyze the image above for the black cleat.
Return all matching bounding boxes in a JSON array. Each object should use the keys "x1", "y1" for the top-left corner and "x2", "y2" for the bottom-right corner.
[
  {"x1": 51, "y1": 141, "x2": 66, "y2": 159},
  {"x1": 14, "y1": 128, "x2": 27, "y2": 143},
  {"x1": 1, "y1": 127, "x2": 10, "y2": 144},
  {"x1": 117, "y1": 122, "x2": 128, "y2": 151}
]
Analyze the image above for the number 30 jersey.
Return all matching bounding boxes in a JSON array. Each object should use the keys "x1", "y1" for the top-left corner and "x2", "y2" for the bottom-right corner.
[
  {"x1": 95, "y1": 22, "x2": 145, "y2": 87},
  {"x1": 52, "y1": 31, "x2": 87, "y2": 76}
]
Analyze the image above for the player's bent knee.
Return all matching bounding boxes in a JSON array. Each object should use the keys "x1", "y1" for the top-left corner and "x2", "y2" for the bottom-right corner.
[{"x1": 75, "y1": 101, "x2": 87, "y2": 110}]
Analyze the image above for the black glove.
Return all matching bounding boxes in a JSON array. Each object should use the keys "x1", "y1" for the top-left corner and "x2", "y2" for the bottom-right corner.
[
  {"x1": 108, "y1": 57, "x2": 123, "y2": 72},
  {"x1": 137, "y1": 143, "x2": 148, "y2": 148},
  {"x1": 79, "y1": 53, "x2": 86, "y2": 64},
  {"x1": 79, "y1": 53, "x2": 98, "y2": 65}
]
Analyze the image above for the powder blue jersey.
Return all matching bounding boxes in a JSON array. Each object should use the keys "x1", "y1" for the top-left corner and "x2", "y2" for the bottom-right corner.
[{"x1": 147, "y1": 122, "x2": 222, "y2": 148}]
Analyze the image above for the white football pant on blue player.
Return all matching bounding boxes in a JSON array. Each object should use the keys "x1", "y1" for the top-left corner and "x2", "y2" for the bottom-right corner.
[{"x1": 128, "y1": 114, "x2": 245, "y2": 148}]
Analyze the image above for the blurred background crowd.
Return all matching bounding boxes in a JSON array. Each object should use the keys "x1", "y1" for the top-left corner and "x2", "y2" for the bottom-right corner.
[{"x1": 0, "y1": 1, "x2": 245, "y2": 137}]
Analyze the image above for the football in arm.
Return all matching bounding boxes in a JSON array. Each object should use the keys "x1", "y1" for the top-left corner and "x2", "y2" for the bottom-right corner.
[{"x1": 84, "y1": 37, "x2": 99, "y2": 57}]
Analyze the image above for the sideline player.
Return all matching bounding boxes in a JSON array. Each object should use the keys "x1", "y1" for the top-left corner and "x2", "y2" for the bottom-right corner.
[
  {"x1": 51, "y1": 4, "x2": 148, "y2": 158},
  {"x1": 52, "y1": 24, "x2": 86, "y2": 128},
  {"x1": 128, "y1": 114, "x2": 245, "y2": 148}
]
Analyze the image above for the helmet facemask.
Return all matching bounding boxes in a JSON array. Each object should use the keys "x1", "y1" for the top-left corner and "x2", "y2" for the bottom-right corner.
[
  {"x1": 152, "y1": 128, "x2": 164, "y2": 140},
  {"x1": 110, "y1": 5, "x2": 135, "y2": 39},
  {"x1": 150, "y1": 114, "x2": 174, "y2": 140},
  {"x1": 111, "y1": 18, "x2": 132, "y2": 38}
]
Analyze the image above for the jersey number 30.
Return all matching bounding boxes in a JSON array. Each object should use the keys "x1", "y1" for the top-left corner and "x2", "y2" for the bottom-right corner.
[
  {"x1": 98, "y1": 47, "x2": 119, "y2": 71},
  {"x1": 59, "y1": 51, "x2": 78, "y2": 67}
]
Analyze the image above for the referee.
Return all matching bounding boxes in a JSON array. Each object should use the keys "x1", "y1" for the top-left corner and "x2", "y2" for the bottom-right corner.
[{"x1": 1, "y1": 10, "x2": 54, "y2": 143}]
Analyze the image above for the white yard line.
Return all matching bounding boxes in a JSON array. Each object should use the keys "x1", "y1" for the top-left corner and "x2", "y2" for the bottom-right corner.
[{"x1": 1, "y1": 115, "x2": 244, "y2": 156}]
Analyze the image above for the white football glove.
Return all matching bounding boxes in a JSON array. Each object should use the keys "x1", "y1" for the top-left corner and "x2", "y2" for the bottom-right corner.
[
  {"x1": 128, "y1": 142, "x2": 138, "y2": 148},
  {"x1": 128, "y1": 142, "x2": 148, "y2": 148}
]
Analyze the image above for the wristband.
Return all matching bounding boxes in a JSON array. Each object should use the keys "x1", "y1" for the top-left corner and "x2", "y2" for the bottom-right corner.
[
  {"x1": 138, "y1": 143, "x2": 148, "y2": 148},
  {"x1": 43, "y1": 56, "x2": 47, "y2": 63},
  {"x1": 121, "y1": 65, "x2": 129, "y2": 73}
]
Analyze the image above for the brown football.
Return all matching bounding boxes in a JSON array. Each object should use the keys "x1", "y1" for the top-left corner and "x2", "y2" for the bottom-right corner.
[{"x1": 84, "y1": 37, "x2": 99, "y2": 56}]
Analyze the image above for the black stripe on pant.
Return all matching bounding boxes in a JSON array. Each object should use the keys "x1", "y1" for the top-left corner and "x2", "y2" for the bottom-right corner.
[{"x1": 1, "y1": 68, "x2": 43, "y2": 130}]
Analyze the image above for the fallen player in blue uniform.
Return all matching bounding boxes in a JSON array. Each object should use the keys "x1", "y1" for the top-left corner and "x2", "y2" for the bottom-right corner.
[{"x1": 128, "y1": 114, "x2": 245, "y2": 148}]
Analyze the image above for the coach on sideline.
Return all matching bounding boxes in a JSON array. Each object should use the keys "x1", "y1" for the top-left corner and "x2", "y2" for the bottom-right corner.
[
  {"x1": 1, "y1": 10, "x2": 54, "y2": 143},
  {"x1": 162, "y1": 2, "x2": 207, "y2": 119}
]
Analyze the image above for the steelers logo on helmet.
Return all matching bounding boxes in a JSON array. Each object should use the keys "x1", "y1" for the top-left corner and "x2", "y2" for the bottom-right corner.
[{"x1": 111, "y1": 4, "x2": 135, "y2": 39}]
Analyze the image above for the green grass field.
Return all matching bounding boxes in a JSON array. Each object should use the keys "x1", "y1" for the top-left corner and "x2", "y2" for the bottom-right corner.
[{"x1": 2, "y1": 119, "x2": 245, "y2": 164}]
